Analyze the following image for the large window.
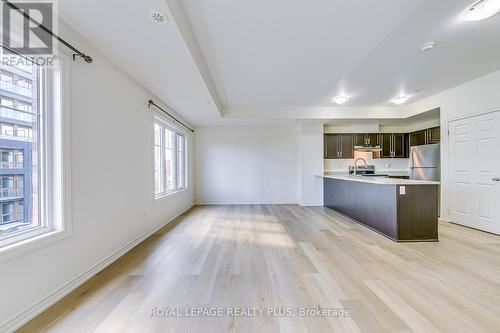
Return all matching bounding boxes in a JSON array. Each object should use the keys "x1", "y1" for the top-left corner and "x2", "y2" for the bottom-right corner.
[
  {"x1": 0, "y1": 51, "x2": 70, "y2": 255},
  {"x1": 154, "y1": 116, "x2": 187, "y2": 197}
]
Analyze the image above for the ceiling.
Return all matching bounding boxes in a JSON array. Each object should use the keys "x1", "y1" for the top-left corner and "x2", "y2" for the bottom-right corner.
[{"x1": 59, "y1": 0, "x2": 500, "y2": 125}]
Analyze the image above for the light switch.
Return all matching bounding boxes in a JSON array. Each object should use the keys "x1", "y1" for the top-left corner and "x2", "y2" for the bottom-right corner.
[{"x1": 399, "y1": 186, "x2": 406, "y2": 195}]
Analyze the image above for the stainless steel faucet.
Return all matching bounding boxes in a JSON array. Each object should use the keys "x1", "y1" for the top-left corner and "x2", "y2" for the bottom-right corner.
[{"x1": 353, "y1": 158, "x2": 368, "y2": 177}]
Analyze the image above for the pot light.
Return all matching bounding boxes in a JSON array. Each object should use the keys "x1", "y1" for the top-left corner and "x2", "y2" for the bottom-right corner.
[
  {"x1": 332, "y1": 96, "x2": 350, "y2": 105},
  {"x1": 463, "y1": 0, "x2": 500, "y2": 21},
  {"x1": 390, "y1": 96, "x2": 410, "y2": 105},
  {"x1": 420, "y1": 42, "x2": 436, "y2": 52}
]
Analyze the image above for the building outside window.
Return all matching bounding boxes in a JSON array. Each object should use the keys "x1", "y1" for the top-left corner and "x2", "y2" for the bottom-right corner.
[
  {"x1": 0, "y1": 56, "x2": 38, "y2": 237},
  {"x1": 154, "y1": 116, "x2": 187, "y2": 197}
]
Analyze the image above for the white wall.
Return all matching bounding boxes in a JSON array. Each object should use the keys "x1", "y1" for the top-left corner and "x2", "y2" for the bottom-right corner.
[
  {"x1": 298, "y1": 123, "x2": 324, "y2": 206},
  {"x1": 410, "y1": 70, "x2": 500, "y2": 220},
  {"x1": 194, "y1": 126, "x2": 299, "y2": 204},
  {"x1": 0, "y1": 21, "x2": 194, "y2": 331}
]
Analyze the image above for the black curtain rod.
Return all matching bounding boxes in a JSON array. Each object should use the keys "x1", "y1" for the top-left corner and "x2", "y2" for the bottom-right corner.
[
  {"x1": 1, "y1": 0, "x2": 92, "y2": 63},
  {"x1": 148, "y1": 100, "x2": 194, "y2": 132}
]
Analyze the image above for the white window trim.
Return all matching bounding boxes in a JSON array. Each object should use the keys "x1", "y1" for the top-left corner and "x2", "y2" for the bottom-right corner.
[
  {"x1": 153, "y1": 113, "x2": 188, "y2": 199},
  {"x1": 0, "y1": 53, "x2": 72, "y2": 264}
]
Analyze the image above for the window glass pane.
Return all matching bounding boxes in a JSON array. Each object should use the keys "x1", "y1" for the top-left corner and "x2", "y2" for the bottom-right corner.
[
  {"x1": 154, "y1": 123, "x2": 161, "y2": 146},
  {"x1": 154, "y1": 146, "x2": 162, "y2": 194},
  {"x1": 165, "y1": 147, "x2": 174, "y2": 191},
  {"x1": 0, "y1": 56, "x2": 41, "y2": 237},
  {"x1": 165, "y1": 128, "x2": 174, "y2": 149}
]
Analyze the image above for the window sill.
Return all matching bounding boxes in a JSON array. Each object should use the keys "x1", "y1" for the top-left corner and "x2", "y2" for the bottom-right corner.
[
  {"x1": 0, "y1": 228, "x2": 72, "y2": 264},
  {"x1": 154, "y1": 188, "x2": 188, "y2": 200}
]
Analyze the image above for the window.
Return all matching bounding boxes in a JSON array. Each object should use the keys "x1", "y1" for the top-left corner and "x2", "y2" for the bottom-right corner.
[
  {"x1": 0, "y1": 51, "x2": 70, "y2": 256},
  {"x1": 154, "y1": 116, "x2": 187, "y2": 197}
]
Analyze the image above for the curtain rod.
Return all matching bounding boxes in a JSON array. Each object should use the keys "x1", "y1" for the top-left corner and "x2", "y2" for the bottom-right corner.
[
  {"x1": 148, "y1": 99, "x2": 194, "y2": 133},
  {"x1": 1, "y1": 0, "x2": 93, "y2": 63}
]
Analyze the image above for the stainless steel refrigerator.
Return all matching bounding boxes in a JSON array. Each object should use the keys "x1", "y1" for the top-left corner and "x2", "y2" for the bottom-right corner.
[{"x1": 409, "y1": 144, "x2": 440, "y2": 181}]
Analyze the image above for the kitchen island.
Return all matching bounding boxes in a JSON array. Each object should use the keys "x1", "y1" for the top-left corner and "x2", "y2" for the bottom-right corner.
[{"x1": 320, "y1": 173, "x2": 440, "y2": 242}]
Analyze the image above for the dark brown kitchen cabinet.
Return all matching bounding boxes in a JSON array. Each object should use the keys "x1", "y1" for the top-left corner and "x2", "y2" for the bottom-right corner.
[
  {"x1": 324, "y1": 134, "x2": 340, "y2": 159},
  {"x1": 392, "y1": 133, "x2": 406, "y2": 158},
  {"x1": 409, "y1": 127, "x2": 440, "y2": 146},
  {"x1": 354, "y1": 133, "x2": 379, "y2": 146},
  {"x1": 427, "y1": 127, "x2": 440, "y2": 144},
  {"x1": 409, "y1": 129, "x2": 427, "y2": 147},
  {"x1": 324, "y1": 134, "x2": 354, "y2": 159},
  {"x1": 381, "y1": 133, "x2": 408, "y2": 158},
  {"x1": 380, "y1": 134, "x2": 392, "y2": 158},
  {"x1": 339, "y1": 134, "x2": 354, "y2": 158}
]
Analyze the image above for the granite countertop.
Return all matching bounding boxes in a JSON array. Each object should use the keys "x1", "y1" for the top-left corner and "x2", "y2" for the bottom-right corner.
[{"x1": 317, "y1": 173, "x2": 440, "y2": 186}]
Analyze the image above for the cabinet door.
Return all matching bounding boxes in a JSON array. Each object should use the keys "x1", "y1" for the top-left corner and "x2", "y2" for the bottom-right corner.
[
  {"x1": 324, "y1": 134, "x2": 339, "y2": 159},
  {"x1": 380, "y1": 134, "x2": 392, "y2": 158},
  {"x1": 353, "y1": 134, "x2": 366, "y2": 146},
  {"x1": 367, "y1": 133, "x2": 379, "y2": 146},
  {"x1": 427, "y1": 127, "x2": 440, "y2": 144},
  {"x1": 339, "y1": 134, "x2": 354, "y2": 159},
  {"x1": 409, "y1": 130, "x2": 427, "y2": 147},
  {"x1": 393, "y1": 133, "x2": 406, "y2": 158}
]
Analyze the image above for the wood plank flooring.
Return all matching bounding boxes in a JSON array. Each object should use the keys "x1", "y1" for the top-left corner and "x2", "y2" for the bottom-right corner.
[{"x1": 19, "y1": 205, "x2": 500, "y2": 333}]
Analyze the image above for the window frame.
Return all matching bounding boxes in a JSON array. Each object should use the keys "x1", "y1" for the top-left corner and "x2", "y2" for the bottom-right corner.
[
  {"x1": 153, "y1": 114, "x2": 187, "y2": 199},
  {"x1": 0, "y1": 52, "x2": 72, "y2": 263}
]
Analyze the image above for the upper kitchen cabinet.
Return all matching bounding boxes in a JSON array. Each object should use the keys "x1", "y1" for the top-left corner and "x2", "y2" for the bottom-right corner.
[
  {"x1": 339, "y1": 134, "x2": 354, "y2": 159},
  {"x1": 354, "y1": 133, "x2": 379, "y2": 146},
  {"x1": 324, "y1": 134, "x2": 354, "y2": 159},
  {"x1": 393, "y1": 133, "x2": 407, "y2": 158},
  {"x1": 409, "y1": 127, "x2": 440, "y2": 147},
  {"x1": 409, "y1": 129, "x2": 427, "y2": 147},
  {"x1": 427, "y1": 127, "x2": 440, "y2": 144},
  {"x1": 380, "y1": 133, "x2": 392, "y2": 158},
  {"x1": 380, "y1": 133, "x2": 408, "y2": 158},
  {"x1": 324, "y1": 134, "x2": 340, "y2": 159}
]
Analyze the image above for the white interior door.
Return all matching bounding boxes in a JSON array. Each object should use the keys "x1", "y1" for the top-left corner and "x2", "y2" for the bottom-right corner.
[{"x1": 449, "y1": 110, "x2": 500, "y2": 234}]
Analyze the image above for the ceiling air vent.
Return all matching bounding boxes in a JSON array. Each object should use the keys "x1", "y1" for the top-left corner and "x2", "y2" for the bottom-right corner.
[{"x1": 150, "y1": 10, "x2": 168, "y2": 24}]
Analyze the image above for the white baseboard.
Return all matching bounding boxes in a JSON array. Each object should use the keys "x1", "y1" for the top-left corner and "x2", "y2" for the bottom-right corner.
[
  {"x1": 1, "y1": 204, "x2": 193, "y2": 333},
  {"x1": 195, "y1": 202, "x2": 299, "y2": 205}
]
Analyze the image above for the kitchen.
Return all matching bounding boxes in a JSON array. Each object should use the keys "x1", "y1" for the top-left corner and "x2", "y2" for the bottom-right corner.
[{"x1": 319, "y1": 109, "x2": 442, "y2": 241}]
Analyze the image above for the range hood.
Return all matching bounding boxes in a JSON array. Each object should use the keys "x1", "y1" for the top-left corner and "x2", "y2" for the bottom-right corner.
[{"x1": 354, "y1": 146, "x2": 382, "y2": 152}]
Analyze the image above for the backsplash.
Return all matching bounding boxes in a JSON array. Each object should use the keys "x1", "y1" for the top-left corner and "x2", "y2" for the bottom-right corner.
[{"x1": 324, "y1": 157, "x2": 410, "y2": 172}]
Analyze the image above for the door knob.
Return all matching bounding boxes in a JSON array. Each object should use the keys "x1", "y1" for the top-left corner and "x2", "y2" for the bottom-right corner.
[{"x1": 493, "y1": 177, "x2": 500, "y2": 182}]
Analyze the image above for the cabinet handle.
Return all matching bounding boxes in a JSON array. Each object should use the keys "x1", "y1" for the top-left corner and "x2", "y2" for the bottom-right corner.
[{"x1": 493, "y1": 177, "x2": 500, "y2": 182}]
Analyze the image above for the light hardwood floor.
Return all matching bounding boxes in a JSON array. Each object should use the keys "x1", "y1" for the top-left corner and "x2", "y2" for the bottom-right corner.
[{"x1": 19, "y1": 205, "x2": 500, "y2": 333}]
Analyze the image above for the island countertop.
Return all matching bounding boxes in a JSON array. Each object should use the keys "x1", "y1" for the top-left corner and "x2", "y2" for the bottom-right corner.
[{"x1": 317, "y1": 173, "x2": 440, "y2": 186}]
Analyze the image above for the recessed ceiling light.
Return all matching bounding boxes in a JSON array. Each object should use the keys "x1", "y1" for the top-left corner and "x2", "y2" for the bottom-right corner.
[
  {"x1": 420, "y1": 42, "x2": 437, "y2": 52},
  {"x1": 391, "y1": 96, "x2": 410, "y2": 105},
  {"x1": 463, "y1": 0, "x2": 500, "y2": 21},
  {"x1": 332, "y1": 96, "x2": 350, "y2": 105},
  {"x1": 150, "y1": 10, "x2": 168, "y2": 24}
]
